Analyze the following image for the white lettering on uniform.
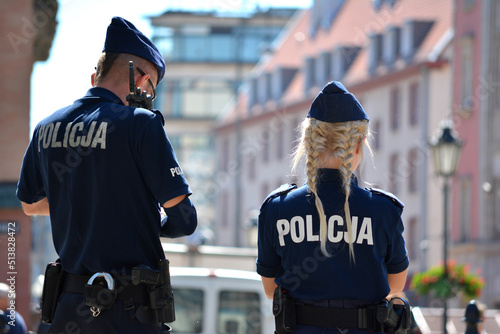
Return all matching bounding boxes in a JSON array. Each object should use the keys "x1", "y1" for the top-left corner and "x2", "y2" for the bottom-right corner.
[
  {"x1": 91, "y1": 122, "x2": 107, "y2": 149},
  {"x1": 37, "y1": 125, "x2": 45, "y2": 152},
  {"x1": 344, "y1": 216, "x2": 359, "y2": 244},
  {"x1": 290, "y1": 216, "x2": 305, "y2": 243},
  {"x1": 37, "y1": 121, "x2": 108, "y2": 151},
  {"x1": 43, "y1": 123, "x2": 54, "y2": 149},
  {"x1": 170, "y1": 167, "x2": 184, "y2": 177},
  {"x1": 357, "y1": 217, "x2": 373, "y2": 244},
  {"x1": 328, "y1": 215, "x2": 343, "y2": 242},
  {"x1": 306, "y1": 215, "x2": 319, "y2": 241},
  {"x1": 69, "y1": 122, "x2": 84, "y2": 147},
  {"x1": 276, "y1": 215, "x2": 374, "y2": 247},
  {"x1": 277, "y1": 219, "x2": 289, "y2": 246},
  {"x1": 51, "y1": 122, "x2": 62, "y2": 148},
  {"x1": 81, "y1": 121, "x2": 96, "y2": 147}
]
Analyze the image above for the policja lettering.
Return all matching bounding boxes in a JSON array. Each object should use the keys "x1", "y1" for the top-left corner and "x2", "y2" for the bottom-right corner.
[
  {"x1": 277, "y1": 215, "x2": 374, "y2": 246},
  {"x1": 38, "y1": 121, "x2": 108, "y2": 151}
]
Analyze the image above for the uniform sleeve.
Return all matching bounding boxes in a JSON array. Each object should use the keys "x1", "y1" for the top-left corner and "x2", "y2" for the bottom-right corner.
[
  {"x1": 17, "y1": 128, "x2": 46, "y2": 204},
  {"x1": 135, "y1": 113, "x2": 191, "y2": 205},
  {"x1": 385, "y1": 206, "x2": 409, "y2": 274},
  {"x1": 256, "y1": 202, "x2": 281, "y2": 277}
]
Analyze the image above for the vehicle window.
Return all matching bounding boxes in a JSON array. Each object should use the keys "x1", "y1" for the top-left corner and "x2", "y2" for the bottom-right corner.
[
  {"x1": 170, "y1": 288, "x2": 204, "y2": 333},
  {"x1": 217, "y1": 291, "x2": 261, "y2": 334}
]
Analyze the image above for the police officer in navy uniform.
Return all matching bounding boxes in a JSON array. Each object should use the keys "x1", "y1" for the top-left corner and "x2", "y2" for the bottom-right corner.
[
  {"x1": 17, "y1": 17, "x2": 197, "y2": 333},
  {"x1": 257, "y1": 81, "x2": 409, "y2": 334}
]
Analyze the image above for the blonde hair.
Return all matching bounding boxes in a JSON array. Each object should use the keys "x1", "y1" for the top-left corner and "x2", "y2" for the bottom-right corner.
[{"x1": 292, "y1": 118, "x2": 371, "y2": 261}]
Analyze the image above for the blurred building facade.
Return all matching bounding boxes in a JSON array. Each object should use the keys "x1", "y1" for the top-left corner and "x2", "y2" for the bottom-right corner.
[
  {"x1": 149, "y1": 7, "x2": 298, "y2": 244},
  {"x1": 0, "y1": 0, "x2": 57, "y2": 328},
  {"x1": 451, "y1": 0, "x2": 500, "y2": 309}
]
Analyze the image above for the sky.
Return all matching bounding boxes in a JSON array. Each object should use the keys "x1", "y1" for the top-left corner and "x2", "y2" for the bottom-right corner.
[{"x1": 30, "y1": 0, "x2": 312, "y2": 131}]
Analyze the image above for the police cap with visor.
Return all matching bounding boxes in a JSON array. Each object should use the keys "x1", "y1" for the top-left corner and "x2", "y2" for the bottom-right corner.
[
  {"x1": 307, "y1": 81, "x2": 369, "y2": 123},
  {"x1": 103, "y1": 16, "x2": 166, "y2": 84}
]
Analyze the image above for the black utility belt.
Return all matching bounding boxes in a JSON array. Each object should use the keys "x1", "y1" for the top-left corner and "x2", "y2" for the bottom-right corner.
[
  {"x1": 40, "y1": 259, "x2": 175, "y2": 325},
  {"x1": 295, "y1": 303, "x2": 383, "y2": 331},
  {"x1": 63, "y1": 272, "x2": 150, "y2": 305},
  {"x1": 273, "y1": 286, "x2": 411, "y2": 334}
]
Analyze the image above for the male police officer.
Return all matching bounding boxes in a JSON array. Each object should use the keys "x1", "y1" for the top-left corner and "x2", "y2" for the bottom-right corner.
[{"x1": 17, "y1": 17, "x2": 197, "y2": 333}]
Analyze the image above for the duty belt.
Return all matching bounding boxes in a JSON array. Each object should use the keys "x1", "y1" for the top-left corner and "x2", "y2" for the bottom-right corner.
[
  {"x1": 295, "y1": 303, "x2": 383, "y2": 331},
  {"x1": 62, "y1": 272, "x2": 150, "y2": 306}
]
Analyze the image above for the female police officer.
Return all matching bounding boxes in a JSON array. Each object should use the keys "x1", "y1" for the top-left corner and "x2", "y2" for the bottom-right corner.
[{"x1": 257, "y1": 81, "x2": 409, "y2": 334}]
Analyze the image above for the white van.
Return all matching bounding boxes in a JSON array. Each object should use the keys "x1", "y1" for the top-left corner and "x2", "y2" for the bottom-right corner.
[{"x1": 169, "y1": 267, "x2": 274, "y2": 334}]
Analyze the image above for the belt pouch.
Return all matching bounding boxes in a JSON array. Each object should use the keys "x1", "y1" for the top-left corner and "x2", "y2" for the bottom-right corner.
[
  {"x1": 41, "y1": 260, "x2": 65, "y2": 324},
  {"x1": 273, "y1": 287, "x2": 295, "y2": 334}
]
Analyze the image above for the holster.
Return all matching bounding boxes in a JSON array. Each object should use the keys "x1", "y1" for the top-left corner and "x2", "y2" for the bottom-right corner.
[
  {"x1": 132, "y1": 259, "x2": 175, "y2": 323},
  {"x1": 41, "y1": 260, "x2": 66, "y2": 324},
  {"x1": 273, "y1": 286, "x2": 295, "y2": 334},
  {"x1": 376, "y1": 297, "x2": 411, "y2": 334}
]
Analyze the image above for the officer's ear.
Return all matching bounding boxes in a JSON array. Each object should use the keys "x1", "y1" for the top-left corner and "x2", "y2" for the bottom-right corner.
[
  {"x1": 355, "y1": 137, "x2": 366, "y2": 154},
  {"x1": 135, "y1": 72, "x2": 151, "y2": 90},
  {"x1": 91, "y1": 73, "x2": 96, "y2": 87}
]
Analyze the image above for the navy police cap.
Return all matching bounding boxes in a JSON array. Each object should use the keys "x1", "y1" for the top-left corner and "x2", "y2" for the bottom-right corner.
[
  {"x1": 103, "y1": 16, "x2": 166, "y2": 83},
  {"x1": 307, "y1": 81, "x2": 369, "y2": 123}
]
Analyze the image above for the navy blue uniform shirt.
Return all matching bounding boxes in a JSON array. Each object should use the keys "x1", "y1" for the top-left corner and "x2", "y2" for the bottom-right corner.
[
  {"x1": 257, "y1": 168, "x2": 408, "y2": 302},
  {"x1": 17, "y1": 87, "x2": 192, "y2": 275}
]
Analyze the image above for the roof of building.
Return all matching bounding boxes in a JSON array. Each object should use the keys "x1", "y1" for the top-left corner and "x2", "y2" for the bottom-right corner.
[{"x1": 218, "y1": 0, "x2": 452, "y2": 126}]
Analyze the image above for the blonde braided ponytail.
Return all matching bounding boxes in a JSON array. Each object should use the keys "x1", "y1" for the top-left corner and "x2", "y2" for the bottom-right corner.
[{"x1": 292, "y1": 118, "x2": 370, "y2": 259}]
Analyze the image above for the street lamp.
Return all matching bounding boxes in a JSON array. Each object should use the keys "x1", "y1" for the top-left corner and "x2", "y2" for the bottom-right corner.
[{"x1": 429, "y1": 121, "x2": 463, "y2": 334}]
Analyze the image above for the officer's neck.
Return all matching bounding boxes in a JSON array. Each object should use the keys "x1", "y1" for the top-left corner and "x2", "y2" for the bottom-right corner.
[
  {"x1": 91, "y1": 73, "x2": 131, "y2": 106},
  {"x1": 95, "y1": 82, "x2": 129, "y2": 106}
]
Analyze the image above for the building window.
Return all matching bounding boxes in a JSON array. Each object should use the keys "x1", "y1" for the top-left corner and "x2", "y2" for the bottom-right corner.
[
  {"x1": 409, "y1": 82, "x2": 420, "y2": 126},
  {"x1": 407, "y1": 216, "x2": 418, "y2": 261},
  {"x1": 383, "y1": 26, "x2": 400, "y2": 67},
  {"x1": 265, "y1": 72, "x2": 273, "y2": 102},
  {"x1": 258, "y1": 75, "x2": 268, "y2": 105},
  {"x1": 368, "y1": 33, "x2": 383, "y2": 73},
  {"x1": 389, "y1": 153, "x2": 399, "y2": 194},
  {"x1": 276, "y1": 122, "x2": 284, "y2": 160},
  {"x1": 248, "y1": 78, "x2": 258, "y2": 110},
  {"x1": 246, "y1": 153, "x2": 256, "y2": 181},
  {"x1": 305, "y1": 57, "x2": 317, "y2": 92},
  {"x1": 390, "y1": 87, "x2": 400, "y2": 131},
  {"x1": 459, "y1": 175, "x2": 472, "y2": 242},
  {"x1": 408, "y1": 148, "x2": 420, "y2": 193},
  {"x1": 262, "y1": 127, "x2": 270, "y2": 163},
  {"x1": 316, "y1": 52, "x2": 331, "y2": 86},
  {"x1": 162, "y1": 78, "x2": 233, "y2": 118},
  {"x1": 459, "y1": 36, "x2": 474, "y2": 116}
]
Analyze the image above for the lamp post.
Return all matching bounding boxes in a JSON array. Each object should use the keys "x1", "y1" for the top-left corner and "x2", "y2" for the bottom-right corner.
[{"x1": 429, "y1": 121, "x2": 463, "y2": 334}]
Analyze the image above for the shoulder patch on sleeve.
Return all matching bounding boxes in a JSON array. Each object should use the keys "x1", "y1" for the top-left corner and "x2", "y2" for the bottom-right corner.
[
  {"x1": 368, "y1": 187, "x2": 404, "y2": 209},
  {"x1": 260, "y1": 183, "x2": 297, "y2": 210}
]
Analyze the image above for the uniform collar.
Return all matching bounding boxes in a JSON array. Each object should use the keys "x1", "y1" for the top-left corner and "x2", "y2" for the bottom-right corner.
[
  {"x1": 317, "y1": 168, "x2": 359, "y2": 187},
  {"x1": 83, "y1": 87, "x2": 124, "y2": 105}
]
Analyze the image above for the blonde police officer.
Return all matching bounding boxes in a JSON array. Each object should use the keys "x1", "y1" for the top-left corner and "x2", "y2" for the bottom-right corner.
[{"x1": 257, "y1": 81, "x2": 409, "y2": 334}]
